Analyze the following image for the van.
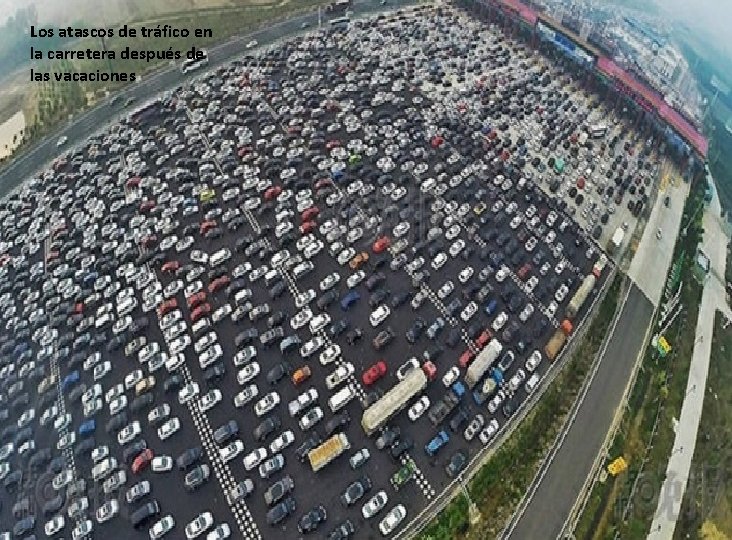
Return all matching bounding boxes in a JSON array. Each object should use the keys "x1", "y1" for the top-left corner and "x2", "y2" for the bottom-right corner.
[
  {"x1": 328, "y1": 385, "x2": 356, "y2": 413},
  {"x1": 525, "y1": 372, "x2": 540, "y2": 394},
  {"x1": 264, "y1": 268, "x2": 281, "y2": 287}
]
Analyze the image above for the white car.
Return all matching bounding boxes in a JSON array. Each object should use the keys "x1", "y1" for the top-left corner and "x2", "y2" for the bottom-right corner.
[
  {"x1": 185, "y1": 512, "x2": 214, "y2": 540},
  {"x1": 369, "y1": 305, "x2": 391, "y2": 327},
  {"x1": 198, "y1": 389, "x2": 222, "y2": 412},
  {"x1": 170, "y1": 335, "x2": 192, "y2": 354},
  {"x1": 219, "y1": 440, "x2": 245, "y2": 464},
  {"x1": 270, "y1": 430, "x2": 295, "y2": 454},
  {"x1": 460, "y1": 301, "x2": 478, "y2": 322},
  {"x1": 319, "y1": 272, "x2": 340, "y2": 291},
  {"x1": 479, "y1": 419, "x2": 500, "y2": 445},
  {"x1": 379, "y1": 504, "x2": 407, "y2": 536},
  {"x1": 492, "y1": 312, "x2": 508, "y2": 331},
  {"x1": 179, "y1": 382, "x2": 200, "y2": 405},
  {"x1": 431, "y1": 252, "x2": 447, "y2": 270},
  {"x1": 117, "y1": 421, "x2": 141, "y2": 445},
  {"x1": 93, "y1": 361, "x2": 112, "y2": 381},
  {"x1": 308, "y1": 313, "x2": 331, "y2": 334},
  {"x1": 525, "y1": 350, "x2": 542, "y2": 372},
  {"x1": 346, "y1": 270, "x2": 366, "y2": 288},
  {"x1": 243, "y1": 447, "x2": 267, "y2": 471},
  {"x1": 237, "y1": 362, "x2": 260, "y2": 385},
  {"x1": 300, "y1": 336, "x2": 324, "y2": 358},
  {"x1": 254, "y1": 392, "x2": 280, "y2": 417},
  {"x1": 291, "y1": 307, "x2": 313, "y2": 330},
  {"x1": 109, "y1": 395, "x2": 128, "y2": 416},
  {"x1": 442, "y1": 366, "x2": 460, "y2": 387},
  {"x1": 149, "y1": 515, "x2": 175, "y2": 539},
  {"x1": 288, "y1": 388, "x2": 318, "y2": 417},
  {"x1": 407, "y1": 396, "x2": 430, "y2": 421},
  {"x1": 151, "y1": 456, "x2": 173, "y2": 472},
  {"x1": 158, "y1": 417, "x2": 181, "y2": 440},
  {"x1": 195, "y1": 332, "x2": 218, "y2": 354},
  {"x1": 160, "y1": 310, "x2": 182, "y2": 330},
  {"x1": 45, "y1": 515, "x2": 65, "y2": 536}
]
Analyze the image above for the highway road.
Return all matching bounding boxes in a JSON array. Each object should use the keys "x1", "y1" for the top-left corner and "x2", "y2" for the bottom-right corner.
[
  {"x1": 628, "y1": 160, "x2": 690, "y2": 307},
  {"x1": 504, "y1": 282, "x2": 655, "y2": 540},
  {"x1": 0, "y1": 0, "x2": 414, "y2": 199}
]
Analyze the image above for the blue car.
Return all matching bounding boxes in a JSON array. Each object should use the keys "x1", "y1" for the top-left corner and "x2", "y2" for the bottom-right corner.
[
  {"x1": 61, "y1": 371, "x2": 80, "y2": 393},
  {"x1": 425, "y1": 430, "x2": 450, "y2": 457},
  {"x1": 484, "y1": 299, "x2": 498, "y2": 317},
  {"x1": 340, "y1": 290, "x2": 360, "y2": 311},
  {"x1": 79, "y1": 419, "x2": 96, "y2": 437}
]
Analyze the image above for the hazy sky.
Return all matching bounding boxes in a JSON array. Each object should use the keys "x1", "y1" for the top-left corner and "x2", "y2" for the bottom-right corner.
[{"x1": 658, "y1": 0, "x2": 732, "y2": 56}]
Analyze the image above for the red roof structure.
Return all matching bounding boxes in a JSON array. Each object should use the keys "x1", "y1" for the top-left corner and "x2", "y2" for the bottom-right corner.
[{"x1": 496, "y1": 0, "x2": 538, "y2": 25}]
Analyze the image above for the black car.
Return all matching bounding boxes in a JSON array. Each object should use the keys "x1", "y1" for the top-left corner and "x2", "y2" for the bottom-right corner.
[
  {"x1": 176, "y1": 447, "x2": 203, "y2": 470},
  {"x1": 329, "y1": 319, "x2": 349, "y2": 337},
  {"x1": 295, "y1": 434, "x2": 321, "y2": 463},
  {"x1": 130, "y1": 393, "x2": 154, "y2": 412},
  {"x1": 123, "y1": 439, "x2": 148, "y2": 464},
  {"x1": 390, "y1": 437, "x2": 414, "y2": 460},
  {"x1": 267, "y1": 496, "x2": 296, "y2": 525},
  {"x1": 106, "y1": 412, "x2": 128, "y2": 434},
  {"x1": 266, "y1": 362, "x2": 291, "y2": 385},
  {"x1": 42, "y1": 492, "x2": 65, "y2": 516},
  {"x1": 131, "y1": 499, "x2": 160, "y2": 528},
  {"x1": 184, "y1": 464, "x2": 210, "y2": 491},
  {"x1": 235, "y1": 329, "x2": 259, "y2": 348},
  {"x1": 264, "y1": 475, "x2": 295, "y2": 506},
  {"x1": 204, "y1": 363, "x2": 226, "y2": 384},
  {"x1": 324, "y1": 412, "x2": 350, "y2": 438},
  {"x1": 74, "y1": 436, "x2": 96, "y2": 458},
  {"x1": 327, "y1": 520, "x2": 356, "y2": 540},
  {"x1": 316, "y1": 290, "x2": 339, "y2": 310},
  {"x1": 375, "y1": 427, "x2": 400, "y2": 450},
  {"x1": 163, "y1": 374, "x2": 183, "y2": 394},
  {"x1": 445, "y1": 451, "x2": 467, "y2": 478},
  {"x1": 449, "y1": 407, "x2": 470, "y2": 432},
  {"x1": 406, "y1": 318, "x2": 426, "y2": 344},
  {"x1": 298, "y1": 505, "x2": 327, "y2": 533},
  {"x1": 213, "y1": 420, "x2": 239, "y2": 445},
  {"x1": 254, "y1": 416, "x2": 281, "y2": 442},
  {"x1": 340, "y1": 477, "x2": 372, "y2": 506},
  {"x1": 346, "y1": 328, "x2": 362, "y2": 345},
  {"x1": 13, "y1": 516, "x2": 35, "y2": 537}
]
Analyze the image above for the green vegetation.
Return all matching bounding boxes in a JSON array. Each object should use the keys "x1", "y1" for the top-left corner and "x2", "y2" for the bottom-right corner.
[
  {"x1": 418, "y1": 273, "x2": 624, "y2": 540},
  {"x1": 573, "y1": 175, "x2": 707, "y2": 540},
  {"x1": 673, "y1": 313, "x2": 732, "y2": 539}
]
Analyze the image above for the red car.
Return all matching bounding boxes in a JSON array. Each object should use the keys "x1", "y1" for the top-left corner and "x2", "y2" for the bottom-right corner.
[
  {"x1": 208, "y1": 276, "x2": 230, "y2": 294},
  {"x1": 125, "y1": 177, "x2": 141, "y2": 189},
  {"x1": 300, "y1": 221, "x2": 316, "y2": 235},
  {"x1": 191, "y1": 303, "x2": 211, "y2": 323},
  {"x1": 314, "y1": 178, "x2": 333, "y2": 190},
  {"x1": 141, "y1": 235, "x2": 158, "y2": 249},
  {"x1": 325, "y1": 140, "x2": 341, "y2": 150},
  {"x1": 139, "y1": 200, "x2": 156, "y2": 213},
  {"x1": 73, "y1": 303, "x2": 84, "y2": 315},
  {"x1": 157, "y1": 298, "x2": 178, "y2": 318},
  {"x1": 161, "y1": 261, "x2": 180, "y2": 274},
  {"x1": 132, "y1": 449, "x2": 154, "y2": 474},
  {"x1": 475, "y1": 330, "x2": 492, "y2": 350},
  {"x1": 458, "y1": 350, "x2": 475, "y2": 369},
  {"x1": 187, "y1": 291, "x2": 207, "y2": 309},
  {"x1": 301, "y1": 206, "x2": 320, "y2": 222},
  {"x1": 372, "y1": 236, "x2": 391, "y2": 254},
  {"x1": 422, "y1": 360, "x2": 438, "y2": 381},
  {"x1": 264, "y1": 186, "x2": 282, "y2": 201},
  {"x1": 199, "y1": 220, "x2": 217, "y2": 235},
  {"x1": 362, "y1": 360, "x2": 387, "y2": 386}
]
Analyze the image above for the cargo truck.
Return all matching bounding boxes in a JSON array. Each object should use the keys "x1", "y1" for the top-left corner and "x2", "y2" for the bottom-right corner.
[
  {"x1": 566, "y1": 275, "x2": 596, "y2": 319},
  {"x1": 308, "y1": 433, "x2": 350, "y2": 472},
  {"x1": 544, "y1": 321, "x2": 572, "y2": 362},
  {"x1": 361, "y1": 368, "x2": 428, "y2": 436},
  {"x1": 608, "y1": 227, "x2": 624, "y2": 255},
  {"x1": 464, "y1": 339, "x2": 503, "y2": 389}
]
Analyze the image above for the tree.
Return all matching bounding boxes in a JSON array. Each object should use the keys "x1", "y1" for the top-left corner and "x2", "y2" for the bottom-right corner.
[{"x1": 701, "y1": 521, "x2": 729, "y2": 540}]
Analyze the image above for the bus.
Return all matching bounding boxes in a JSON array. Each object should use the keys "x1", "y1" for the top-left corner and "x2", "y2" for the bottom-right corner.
[{"x1": 181, "y1": 50, "x2": 209, "y2": 74}]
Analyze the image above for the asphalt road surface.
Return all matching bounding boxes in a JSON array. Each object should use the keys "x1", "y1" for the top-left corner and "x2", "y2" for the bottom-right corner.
[
  {"x1": 505, "y1": 283, "x2": 654, "y2": 540},
  {"x1": 0, "y1": 0, "x2": 414, "y2": 199}
]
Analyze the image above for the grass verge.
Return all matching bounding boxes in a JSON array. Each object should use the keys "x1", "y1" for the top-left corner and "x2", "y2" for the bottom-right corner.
[
  {"x1": 573, "y1": 175, "x2": 707, "y2": 540},
  {"x1": 418, "y1": 272, "x2": 624, "y2": 540},
  {"x1": 673, "y1": 313, "x2": 732, "y2": 539}
]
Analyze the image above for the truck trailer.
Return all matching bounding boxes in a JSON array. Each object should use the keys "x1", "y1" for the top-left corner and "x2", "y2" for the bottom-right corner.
[
  {"x1": 361, "y1": 368, "x2": 428, "y2": 436},
  {"x1": 308, "y1": 433, "x2": 350, "y2": 472},
  {"x1": 566, "y1": 274, "x2": 597, "y2": 319},
  {"x1": 608, "y1": 227, "x2": 625, "y2": 255},
  {"x1": 464, "y1": 339, "x2": 503, "y2": 389}
]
